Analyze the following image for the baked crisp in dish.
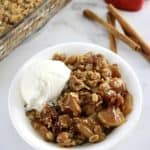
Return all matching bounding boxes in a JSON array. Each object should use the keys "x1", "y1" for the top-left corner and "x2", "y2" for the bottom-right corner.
[
  {"x1": 0, "y1": 0, "x2": 44, "y2": 34},
  {"x1": 26, "y1": 52, "x2": 133, "y2": 147}
]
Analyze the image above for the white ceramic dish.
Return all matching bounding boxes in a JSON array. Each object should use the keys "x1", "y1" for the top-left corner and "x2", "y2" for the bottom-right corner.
[{"x1": 8, "y1": 42, "x2": 142, "y2": 150}]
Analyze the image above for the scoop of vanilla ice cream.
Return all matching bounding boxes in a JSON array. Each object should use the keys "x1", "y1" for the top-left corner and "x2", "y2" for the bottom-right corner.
[{"x1": 20, "y1": 59, "x2": 71, "y2": 110}]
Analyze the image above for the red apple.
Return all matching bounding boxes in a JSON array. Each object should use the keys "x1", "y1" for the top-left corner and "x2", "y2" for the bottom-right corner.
[{"x1": 105, "y1": 0, "x2": 144, "y2": 11}]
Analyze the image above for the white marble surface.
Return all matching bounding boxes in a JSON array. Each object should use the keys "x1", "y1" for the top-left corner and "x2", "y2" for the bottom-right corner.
[{"x1": 0, "y1": 0, "x2": 150, "y2": 149}]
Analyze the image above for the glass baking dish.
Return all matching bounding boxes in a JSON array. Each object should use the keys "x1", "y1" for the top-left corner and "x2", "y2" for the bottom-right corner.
[{"x1": 0, "y1": 0, "x2": 70, "y2": 61}]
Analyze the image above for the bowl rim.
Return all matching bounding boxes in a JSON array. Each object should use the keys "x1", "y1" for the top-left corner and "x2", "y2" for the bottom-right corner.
[{"x1": 8, "y1": 42, "x2": 142, "y2": 150}]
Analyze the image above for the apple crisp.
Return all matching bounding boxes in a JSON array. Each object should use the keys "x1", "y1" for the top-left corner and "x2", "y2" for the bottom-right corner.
[{"x1": 26, "y1": 52, "x2": 133, "y2": 147}]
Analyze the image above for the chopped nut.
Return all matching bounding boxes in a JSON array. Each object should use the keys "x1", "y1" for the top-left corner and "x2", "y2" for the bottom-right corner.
[
  {"x1": 40, "y1": 104, "x2": 57, "y2": 128},
  {"x1": 101, "y1": 67, "x2": 112, "y2": 80},
  {"x1": 32, "y1": 121, "x2": 54, "y2": 141},
  {"x1": 56, "y1": 132, "x2": 75, "y2": 147},
  {"x1": 52, "y1": 53, "x2": 66, "y2": 61},
  {"x1": 59, "y1": 92, "x2": 81, "y2": 116},
  {"x1": 69, "y1": 75, "x2": 85, "y2": 91},
  {"x1": 89, "y1": 134, "x2": 100, "y2": 143},
  {"x1": 86, "y1": 71, "x2": 101, "y2": 80},
  {"x1": 94, "y1": 125, "x2": 102, "y2": 134},
  {"x1": 26, "y1": 110, "x2": 40, "y2": 121},
  {"x1": 77, "y1": 123, "x2": 93, "y2": 138},
  {"x1": 85, "y1": 63, "x2": 93, "y2": 70},
  {"x1": 59, "y1": 115, "x2": 71, "y2": 128},
  {"x1": 46, "y1": 131, "x2": 54, "y2": 141},
  {"x1": 92, "y1": 93, "x2": 99, "y2": 102},
  {"x1": 94, "y1": 54, "x2": 108, "y2": 71},
  {"x1": 65, "y1": 55, "x2": 77, "y2": 65},
  {"x1": 72, "y1": 70, "x2": 86, "y2": 81},
  {"x1": 109, "y1": 78, "x2": 126, "y2": 92},
  {"x1": 98, "y1": 81, "x2": 111, "y2": 97}
]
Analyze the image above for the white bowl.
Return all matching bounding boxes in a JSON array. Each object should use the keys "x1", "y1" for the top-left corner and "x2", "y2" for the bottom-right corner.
[{"x1": 8, "y1": 42, "x2": 142, "y2": 150}]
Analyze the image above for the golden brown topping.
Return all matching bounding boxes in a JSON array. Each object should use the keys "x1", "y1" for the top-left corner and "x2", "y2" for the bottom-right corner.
[
  {"x1": 65, "y1": 55, "x2": 77, "y2": 65},
  {"x1": 109, "y1": 78, "x2": 126, "y2": 92},
  {"x1": 101, "y1": 67, "x2": 112, "y2": 80},
  {"x1": 76, "y1": 123, "x2": 93, "y2": 138},
  {"x1": 69, "y1": 75, "x2": 86, "y2": 91},
  {"x1": 85, "y1": 63, "x2": 93, "y2": 71},
  {"x1": 58, "y1": 115, "x2": 71, "y2": 129},
  {"x1": 89, "y1": 134, "x2": 100, "y2": 143},
  {"x1": 40, "y1": 104, "x2": 57, "y2": 128},
  {"x1": 105, "y1": 89, "x2": 116, "y2": 99},
  {"x1": 32, "y1": 121, "x2": 54, "y2": 141},
  {"x1": 98, "y1": 81, "x2": 111, "y2": 97},
  {"x1": 26, "y1": 110, "x2": 40, "y2": 121},
  {"x1": 0, "y1": 0, "x2": 44, "y2": 35},
  {"x1": 93, "y1": 125, "x2": 102, "y2": 134},
  {"x1": 59, "y1": 92, "x2": 81, "y2": 116},
  {"x1": 52, "y1": 53, "x2": 66, "y2": 61},
  {"x1": 86, "y1": 71, "x2": 101, "y2": 80},
  {"x1": 99, "y1": 81, "x2": 111, "y2": 92},
  {"x1": 78, "y1": 52, "x2": 94, "y2": 64},
  {"x1": 56, "y1": 132, "x2": 75, "y2": 147},
  {"x1": 94, "y1": 54, "x2": 108, "y2": 71}
]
